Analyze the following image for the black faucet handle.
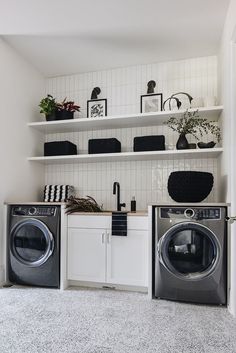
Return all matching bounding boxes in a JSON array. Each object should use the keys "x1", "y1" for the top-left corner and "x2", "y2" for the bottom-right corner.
[{"x1": 120, "y1": 203, "x2": 126, "y2": 209}]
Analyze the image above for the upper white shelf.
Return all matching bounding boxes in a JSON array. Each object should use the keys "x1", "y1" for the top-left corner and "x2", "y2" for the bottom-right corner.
[
  {"x1": 28, "y1": 106, "x2": 223, "y2": 134},
  {"x1": 28, "y1": 148, "x2": 223, "y2": 165}
]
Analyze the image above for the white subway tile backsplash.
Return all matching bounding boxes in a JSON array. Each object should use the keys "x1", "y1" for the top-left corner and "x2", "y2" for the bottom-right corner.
[{"x1": 44, "y1": 55, "x2": 219, "y2": 210}]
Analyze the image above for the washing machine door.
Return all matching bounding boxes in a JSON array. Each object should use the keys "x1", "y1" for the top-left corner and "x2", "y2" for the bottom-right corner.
[
  {"x1": 158, "y1": 222, "x2": 220, "y2": 280},
  {"x1": 10, "y1": 219, "x2": 54, "y2": 267}
]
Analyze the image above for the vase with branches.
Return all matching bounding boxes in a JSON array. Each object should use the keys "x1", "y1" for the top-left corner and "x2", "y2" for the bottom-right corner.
[{"x1": 165, "y1": 110, "x2": 221, "y2": 149}]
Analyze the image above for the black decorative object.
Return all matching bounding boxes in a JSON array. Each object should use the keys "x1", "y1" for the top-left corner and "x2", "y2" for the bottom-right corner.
[
  {"x1": 91, "y1": 87, "x2": 101, "y2": 99},
  {"x1": 167, "y1": 171, "x2": 214, "y2": 202},
  {"x1": 44, "y1": 141, "x2": 77, "y2": 156},
  {"x1": 163, "y1": 97, "x2": 182, "y2": 111},
  {"x1": 133, "y1": 135, "x2": 165, "y2": 152},
  {"x1": 140, "y1": 93, "x2": 163, "y2": 113},
  {"x1": 87, "y1": 99, "x2": 107, "y2": 118},
  {"x1": 176, "y1": 133, "x2": 189, "y2": 150},
  {"x1": 88, "y1": 138, "x2": 121, "y2": 154},
  {"x1": 197, "y1": 141, "x2": 216, "y2": 149},
  {"x1": 147, "y1": 80, "x2": 156, "y2": 94},
  {"x1": 163, "y1": 92, "x2": 193, "y2": 111}
]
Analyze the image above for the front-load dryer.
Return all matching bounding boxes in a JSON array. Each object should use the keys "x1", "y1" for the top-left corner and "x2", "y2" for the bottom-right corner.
[
  {"x1": 8, "y1": 205, "x2": 60, "y2": 288},
  {"x1": 154, "y1": 206, "x2": 227, "y2": 304}
]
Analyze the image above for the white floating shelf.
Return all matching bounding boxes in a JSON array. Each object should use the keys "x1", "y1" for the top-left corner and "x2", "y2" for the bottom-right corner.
[
  {"x1": 28, "y1": 106, "x2": 223, "y2": 134},
  {"x1": 28, "y1": 148, "x2": 223, "y2": 165}
]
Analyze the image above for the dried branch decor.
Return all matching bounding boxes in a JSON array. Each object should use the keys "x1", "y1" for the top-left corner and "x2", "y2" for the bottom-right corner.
[{"x1": 65, "y1": 196, "x2": 103, "y2": 214}]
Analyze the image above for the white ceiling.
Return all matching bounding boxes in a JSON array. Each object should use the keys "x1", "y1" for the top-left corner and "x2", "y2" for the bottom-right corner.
[{"x1": 1, "y1": 0, "x2": 230, "y2": 77}]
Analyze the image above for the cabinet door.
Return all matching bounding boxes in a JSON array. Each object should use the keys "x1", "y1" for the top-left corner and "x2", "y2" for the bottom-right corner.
[
  {"x1": 106, "y1": 230, "x2": 148, "y2": 287},
  {"x1": 68, "y1": 228, "x2": 106, "y2": 283}
]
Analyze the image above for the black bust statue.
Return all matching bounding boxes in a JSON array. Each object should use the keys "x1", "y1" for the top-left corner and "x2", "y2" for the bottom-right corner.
[{"x1": 147, "y1": 80, "x2": 156, "y2": 94}]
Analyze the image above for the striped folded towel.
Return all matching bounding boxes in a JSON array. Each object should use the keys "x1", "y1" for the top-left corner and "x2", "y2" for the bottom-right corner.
[{"x1": 44, "y1": 185, "x2": 75, "y2": 202}]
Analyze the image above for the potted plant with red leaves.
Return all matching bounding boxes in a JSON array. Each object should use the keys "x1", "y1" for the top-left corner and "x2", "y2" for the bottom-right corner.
[{"x1": 55, "y1": 98, "x2": 80, "y2": 120}]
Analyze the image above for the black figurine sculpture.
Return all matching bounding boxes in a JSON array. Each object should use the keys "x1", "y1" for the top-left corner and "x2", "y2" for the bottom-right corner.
[
  {"x1": 163, "y1": 92, "x2": 193, "y2": 111},
  {"x1": 163, "y1": 96, "x2": 182, "y2": 111},
  {"x1": 147, "y1": 80, "x2": 156, "y2": 94},
  {"x1": 91, "y1": 87, "x2": 101, "y2": 100}
]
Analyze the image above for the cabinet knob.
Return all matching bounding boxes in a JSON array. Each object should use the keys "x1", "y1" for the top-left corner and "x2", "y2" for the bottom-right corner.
[{"x1": 101, "y1": 233, "x2": 105, "y2": 244}]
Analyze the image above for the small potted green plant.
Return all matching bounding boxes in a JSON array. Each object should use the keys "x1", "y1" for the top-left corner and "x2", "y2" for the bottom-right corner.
[
  {"x1": 165, "y1": 110, "x2": 221, "y2": 149},
  {"x1": 39, "y1": 94, "x2": 57, "y2": 121},
  {"x1": 55, "y1": 98, "x2": 80, "y2": 120}
]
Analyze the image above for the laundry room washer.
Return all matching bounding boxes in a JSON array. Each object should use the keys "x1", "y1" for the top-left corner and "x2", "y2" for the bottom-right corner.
[
  {"x1": 8, "y1": 205, "x2": 60, "y2": 288},
  {"x1": 154, "y1": 206, "x2": 227, "y2": 304}
]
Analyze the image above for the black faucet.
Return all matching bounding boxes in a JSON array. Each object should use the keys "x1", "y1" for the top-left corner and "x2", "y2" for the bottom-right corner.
[{"x1": 113, "y1": 182, "x2": 126, "y2": 211}]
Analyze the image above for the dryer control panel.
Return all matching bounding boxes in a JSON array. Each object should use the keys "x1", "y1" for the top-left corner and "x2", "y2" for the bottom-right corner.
[
  {"x1": 12, "y1": 206, "x2": 56, "y2": 217},
  {"x1": 160, "y1": 207, "x2": 221, "y2": 220}
]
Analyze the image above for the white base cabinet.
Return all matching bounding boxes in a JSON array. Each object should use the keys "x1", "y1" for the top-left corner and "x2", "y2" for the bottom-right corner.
[
  {"x1": 68, "y1": 228, "x2": 107, "y2": 283},
  {"x1": 107, "y1": 230, "x2": 148, "y2": 286},
  {"x1": 67, "y1": 215, "x2": 148, "y2": 288}
]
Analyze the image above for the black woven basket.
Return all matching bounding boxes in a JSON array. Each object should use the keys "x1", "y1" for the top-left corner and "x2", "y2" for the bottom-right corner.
[{"x1": 167, "y1": 171, "x2": 214, "y2": 202}]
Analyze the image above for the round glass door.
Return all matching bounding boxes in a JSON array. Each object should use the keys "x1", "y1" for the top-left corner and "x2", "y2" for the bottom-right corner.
[
  {"x1": 11, "y1": 219, "x2": 54, "y2": 267},
  {"x1": 159, "y1": 222, "x2": 220, "y2": 280}
]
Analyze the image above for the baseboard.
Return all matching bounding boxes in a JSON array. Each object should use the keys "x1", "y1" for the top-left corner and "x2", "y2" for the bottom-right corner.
[{"x1": 68, "y1": 280, "x2": 148, "y2": 293}]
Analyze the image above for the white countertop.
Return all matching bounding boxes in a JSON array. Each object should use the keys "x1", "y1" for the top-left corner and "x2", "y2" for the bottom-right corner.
[
  {"x1": 4, "y1": 201, "x2": 148, "y2": 215},
  {"x1": 5, "y1": 201, "x2": 229, "y2": 211},
  {"x1": 5, "y1": 201, "x2": 66, "y2": 205}
]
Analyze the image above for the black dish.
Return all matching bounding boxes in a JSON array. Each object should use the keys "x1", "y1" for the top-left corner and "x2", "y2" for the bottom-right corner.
[{"x1": 197, "y1": 141, "x2": 216, "y2": 149}]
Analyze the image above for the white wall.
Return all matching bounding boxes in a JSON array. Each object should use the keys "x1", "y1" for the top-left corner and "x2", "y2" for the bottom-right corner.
[
  {"x1": 0, "y1": 38, "x2": 45, "y2": 283},
  {"x1": 219, "y1": 0, "x2": 236, "y2": 316},
  {"x1": 45, "y1": 56, "x2": 220, "y2": 210}
]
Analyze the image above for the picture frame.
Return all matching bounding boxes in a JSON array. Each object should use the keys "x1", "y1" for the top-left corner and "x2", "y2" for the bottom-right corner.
[
  {"x1": 87, "y1": 99, "x2": 107, "y2": 118},
  {"x1": 140, "y1": 93, "x2": 163, "y2": 113}
]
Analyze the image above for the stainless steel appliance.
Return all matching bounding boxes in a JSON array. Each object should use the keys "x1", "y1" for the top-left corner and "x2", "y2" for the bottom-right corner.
[
  {"x1": 8, "y1": 205, "x2": 60, "y2": 288},
  {"x1": 154, "y1": 206, "x2": 227, "y2": 304}
]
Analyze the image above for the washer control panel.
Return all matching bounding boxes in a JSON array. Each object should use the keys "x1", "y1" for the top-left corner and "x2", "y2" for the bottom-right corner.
[
  {"x1": 12, "y1": 206, "x2": 56, "y2": 217},
  {"x1": 160, "y1": 207, "x2": 221, "y2": 220}
]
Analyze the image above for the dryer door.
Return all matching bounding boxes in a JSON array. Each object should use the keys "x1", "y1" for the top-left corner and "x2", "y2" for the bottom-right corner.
[
  {"x1": 10, "y1": 219, "x2": 54, "y2": 267},
  {"x1": 158, "y1": 222, "x2": 220, "y2": 280}
]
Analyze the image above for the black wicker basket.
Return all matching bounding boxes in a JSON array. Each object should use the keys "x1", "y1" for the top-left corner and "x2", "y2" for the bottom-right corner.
[{"x1": 167, "y1": 171, "x2": 214, "y2": 202}]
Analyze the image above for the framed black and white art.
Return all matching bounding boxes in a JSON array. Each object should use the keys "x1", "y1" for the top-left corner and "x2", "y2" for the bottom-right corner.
[
  {"x1": 87, "y1": 99, "x2": 107, "y2": 118},
  {"x1": 140, "y1": 93, "x2": 163, "y2": 113}
]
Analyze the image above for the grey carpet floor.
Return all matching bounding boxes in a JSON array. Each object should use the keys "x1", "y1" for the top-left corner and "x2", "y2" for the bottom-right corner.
[{"x1": 0, "y1": 286, "x2": 236, "y2": 353}]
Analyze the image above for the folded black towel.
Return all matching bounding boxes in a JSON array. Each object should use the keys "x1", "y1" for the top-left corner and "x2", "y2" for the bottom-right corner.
[{"x1": 112, "y1": 212, "x2": 127, "y2": 236}]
